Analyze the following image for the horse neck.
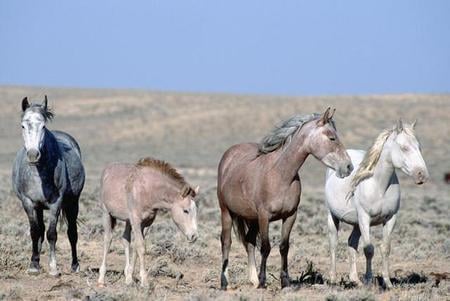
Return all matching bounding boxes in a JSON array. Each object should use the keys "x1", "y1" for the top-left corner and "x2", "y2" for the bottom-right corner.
[
  {"x1": 370, "y1": 135, "x2": 395, "y2": 193},
  {"x1": 273, "y1": 126, "x2": 310, "y2": 181},
  {"x1": 40, "y1": 129, "x2": 59, "y2": 163},
  {"x1": 149, "y1": 176, "x2": 181, "y2": 211}
]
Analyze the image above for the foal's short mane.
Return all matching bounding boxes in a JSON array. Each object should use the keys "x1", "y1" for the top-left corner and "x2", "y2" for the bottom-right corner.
[
  {"x1": 258, "y1": 113, "x2": 334, "y2": 154},
  {"x1": 22, "y1": 104, "x2": 55, "y2": 122},
  {"x1": 131, "y1": 157, "x2": 196, "y2": 197},
  {"x1": 346, "y1": 126, "x2": 414, "y2": 199}
]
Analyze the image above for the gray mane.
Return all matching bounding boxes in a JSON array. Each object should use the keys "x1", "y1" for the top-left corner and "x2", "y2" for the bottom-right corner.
[
  {"x1": 258, "y1": 113, "x2": 322, "y2": 154},
  {"x1": 22, "y1": 104, "x2": 54, "y2": 122}
]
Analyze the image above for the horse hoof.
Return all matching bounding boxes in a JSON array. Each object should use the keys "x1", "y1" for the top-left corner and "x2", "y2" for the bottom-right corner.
[
  {"x1": 384, "y1": 280, "x2": 394, "y2": 290},
  {"x1": 71, "y1": 263, "x2": 80, "y2": 273},
  {"x1": 220, "y1": 275, "x2": 228, "y2": 290},
  {"x1": 97, "y1": 282, "x2": 106, "y2": 288},
  {"x1": 49, "y1": 270, "x2": 61, "y2": 277},
  {"x1": 139, "y1": 280, "x2": 149, "y2": 288},
  {"x1": 257, "y1": 284, "x2": 266, "y2": 289},
  {"x1": 281, "y1": 278, "x2": 290, "y2": 288},
  {"x1": 27, "y1": 267, "x2": 40, "y2": 275},
  {"x1": 125, "y1": 277, "x2": 133, "y2": 286}
]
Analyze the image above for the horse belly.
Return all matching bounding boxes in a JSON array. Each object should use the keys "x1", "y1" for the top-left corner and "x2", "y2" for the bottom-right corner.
[
  {"x1": 226, "y1": 197, "x2": 258, "y2": 220},
  {"x1": 101, "y1": 184, "x2": 130, "y2": 221},
  {"x1": 63, "y1": 153, "x2": 85, "y2": 196}
]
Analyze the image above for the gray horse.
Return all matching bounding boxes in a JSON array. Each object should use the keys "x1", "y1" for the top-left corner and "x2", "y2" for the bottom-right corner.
[{"x1": 12, "y1": 96, "x2": 85, "y2": 276}]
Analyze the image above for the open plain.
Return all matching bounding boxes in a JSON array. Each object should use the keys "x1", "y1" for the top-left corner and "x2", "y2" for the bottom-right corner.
[{"x1": 0, "y1": 86, "x2": 449, "y2": 300}]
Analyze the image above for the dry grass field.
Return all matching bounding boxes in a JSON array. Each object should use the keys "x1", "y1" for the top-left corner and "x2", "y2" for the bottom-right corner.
[{"x1": 0, "y1": 86, "x2": 449, "y2": 300}]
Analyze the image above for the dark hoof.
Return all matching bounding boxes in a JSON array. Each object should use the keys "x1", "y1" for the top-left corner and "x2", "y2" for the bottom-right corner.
[
  {"x1": 220, "y1": 274, "x2": 228, "y2": 290},
  {"x1": 257, "y1": 283, "x2": 267, "y2": 289},
  {"x1": 27, "y1": 262, "x2": 41, "y2": 275},
  {"x1": 281, "y1": 277, "x2": 290, "y2": 288},
  {"x1": 71, "y1": 262, "x2": 80, "y2": 273},
  {"x1": 364, "y1": 277, "x2": 373, "y2": 287}
]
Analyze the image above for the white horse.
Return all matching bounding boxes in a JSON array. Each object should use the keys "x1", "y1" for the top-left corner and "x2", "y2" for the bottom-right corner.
[{"x1": 324, "y1": 120, "x2": 429, "y2": 288}]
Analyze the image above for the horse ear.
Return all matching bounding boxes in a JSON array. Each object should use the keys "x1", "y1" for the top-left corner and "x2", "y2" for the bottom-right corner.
[
  {"x1": 395, "y1": 119, "x2": 403, "y2": 133},
  {"x1": 411, "y1": 119, "x2": 417, "y2": 129},
  {"x1": 317, "y1": 107, "x2": 331, "y2": 126},
  {"x1": 194, "y1": 185, "x2": 200, "y2": 195},
  {"x1": 22, "y1": 97, "x2": 30, "y2": 112},
  {"x1": 328, "y1": 108, "x2": 336, "y2": 120},
  {"x1": 43, "y1": 95, "x2": 48, "y2": 111}
]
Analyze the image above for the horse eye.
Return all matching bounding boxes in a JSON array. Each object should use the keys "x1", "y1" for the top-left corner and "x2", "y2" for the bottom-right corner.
[
  {"x1": 21, "y1": 125, "x2": 25, "y2": 129},
  {"x1": 183, "y1": 209, "x2": 189, "y2": 214},
  {"x1": 329, "y1": 136, "x2": 336, "y2": 141}
]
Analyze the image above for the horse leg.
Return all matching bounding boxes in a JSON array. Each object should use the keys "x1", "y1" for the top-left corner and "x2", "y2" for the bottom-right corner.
[
  {"x1": 381, "y1": 214, "x2": 397, "y2": 289},
  {"x1": 327, "y1": 212, "x2": 339, "y2": 284},
  {"x1": 23, "y1": 200, "x2": 43, "y2": 274},
  {"x1": 63, "y1": 200, "x2": 80, "y2": 272},
  {"x1": 129, "y1": 225, "x2": 150, "y2": 285},
  {"x1": 47, "y1": 204, "x2": 61, "y2": 277},
  {"x1": 36, "y1": 208, "x2": 45, "y2": 257},
  {"x1": 245, "y1": 222, "x2": 259, "y2": 287},
  {"x1": 257, "y1": 214, "x2": 271, "y2": 289},
  {"x1": 131, "y1": 218, "x2": 148, "y2": 287},
  {"x1": 98, "y1": 212, "x2": 115, "y2": 287},
  {"x1": 122, "y1": 220, "x2": 133, "y2": 285},
  {"x1": 220, "y1": 208, "x2": 232, "y2": 290},
  {"x1": 358, "y1": 212, "x2": 374, "y2": 285},
  {"x1": 280, "y1": 213, "x2": 297, "y2": 288},
  {"x1": 348, "y1": 225, "x2": 362, "y2": 285}
]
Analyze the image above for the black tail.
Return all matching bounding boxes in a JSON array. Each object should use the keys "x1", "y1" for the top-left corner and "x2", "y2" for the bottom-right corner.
[{"x1": 232, "y1": 215, "x2": 248, "y2": 246}]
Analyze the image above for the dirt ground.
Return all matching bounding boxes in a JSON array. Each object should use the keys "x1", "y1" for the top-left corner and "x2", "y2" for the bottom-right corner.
[{"x1": 0, "y1": 86, "x2": 449, "y2": 300}]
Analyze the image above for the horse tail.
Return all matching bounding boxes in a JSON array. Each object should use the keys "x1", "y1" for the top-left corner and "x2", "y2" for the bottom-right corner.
[
  {"x1": 59, "y1": 210, "x2": 68, "y2": 230},
  {"x1": 60, "y1": 203, "x2": 85, "y2": 230},
  {"x1": 232, "y1": 215, "x2": 248, "y2": 246}
]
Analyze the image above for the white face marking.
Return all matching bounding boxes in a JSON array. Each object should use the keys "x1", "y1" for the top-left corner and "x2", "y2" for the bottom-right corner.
[{"x1": 22, "y1": 110, "x2": 46, "y2": 158}]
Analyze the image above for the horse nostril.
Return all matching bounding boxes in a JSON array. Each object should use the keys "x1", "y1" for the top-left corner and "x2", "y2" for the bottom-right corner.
[
  {"x1": 347, "y1": 164, "x2": 353, "y2": 173},
  {"x1": 190, "y1": 233, "x2": 198, "y2": 242}
]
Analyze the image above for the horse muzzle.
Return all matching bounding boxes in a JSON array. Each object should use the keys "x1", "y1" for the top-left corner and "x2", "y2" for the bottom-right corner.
[
  {"x1": 186, "y1": 232, "x2": 198, "y2": 243},
  {"x1": 336, "y1": 162, "x2": 354, "y2": 178},
  {"x1": 26, "y1": 149, "x2": 41, "y2": 164},
  {"x1": 414, "y1": 169, "x2": 429, "y2": 185}
]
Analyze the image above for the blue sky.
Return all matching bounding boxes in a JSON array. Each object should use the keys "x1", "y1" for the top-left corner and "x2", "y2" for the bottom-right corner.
[{"x1": 1, "y1": 1, "x2": 449, "y2": 96}]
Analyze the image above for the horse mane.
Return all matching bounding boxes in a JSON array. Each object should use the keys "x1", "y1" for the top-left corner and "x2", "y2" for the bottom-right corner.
[
  {"x1": 258, "y1": 113, "x2": 332, "y2": 154},
  {"x1": 133, "y1": 157, "x2": 196, "y2": 197},
  {"x1": 346, "y1": 129, "x2": 393, "y2": 199},
  {"x1": 22, "y1": 104, "x2": 55, "y2": 122}
]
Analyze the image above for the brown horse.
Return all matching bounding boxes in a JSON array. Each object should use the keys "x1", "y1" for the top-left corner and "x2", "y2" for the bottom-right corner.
[
  {"x1": 217, "y1": 108, "x2": 353, "y2": 289},
  {"x1": 97, "y1": 157, "x2": 199, "y2": 287}
]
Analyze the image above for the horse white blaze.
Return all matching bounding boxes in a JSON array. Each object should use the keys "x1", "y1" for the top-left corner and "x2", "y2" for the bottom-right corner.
[{"x1": 22, "y1": 111, "x2": 46, "y2": 162}]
